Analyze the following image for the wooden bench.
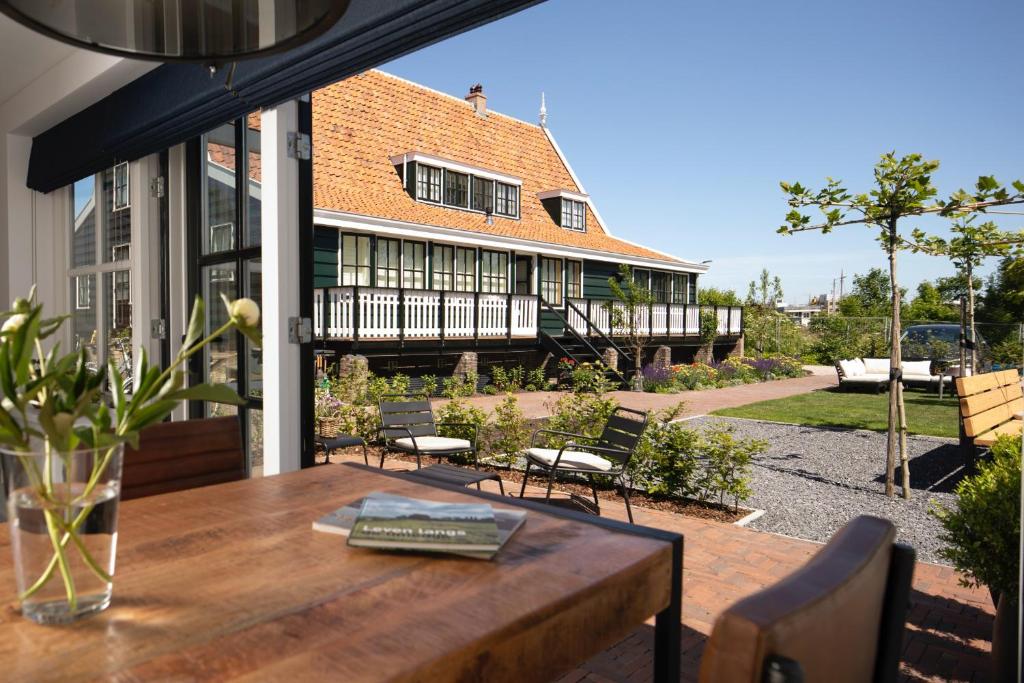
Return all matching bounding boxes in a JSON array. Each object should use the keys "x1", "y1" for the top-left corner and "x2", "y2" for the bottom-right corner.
[
  {"x1": 122, "y1": 416, "x2": 245, "y2": 500},
  {"x1": 955, "y1": 369, "x2": 1023, "y2": 457}
]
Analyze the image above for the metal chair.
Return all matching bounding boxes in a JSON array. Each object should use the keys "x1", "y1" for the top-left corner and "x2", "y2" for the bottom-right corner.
[
  {"x1": 377, "y1": 394, "x2": 479, "y2": 469},
  {"x1": 316, "y1": 434, "x2": 368, "y2": 466},
  {"x1": 518, "y1": 406, "x2": 648, "y2": 523}
]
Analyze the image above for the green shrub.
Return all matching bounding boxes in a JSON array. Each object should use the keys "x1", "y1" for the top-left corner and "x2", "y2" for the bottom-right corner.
[
  {"x1": 932, "y1": 435, "x2": 1021, "y2": 597},
  {"x1": 488, "y1": 394, "x2": 530, "y2": 466},
  {"x1": 672, "y1": 362, "x2": 719, "y2": 390},
  {"x1": 526, "y1": 367, "x2": 546, "y2": 391},
  {"x1": 491, "y1": 365, "x2": 526, "y2": 392},
  {"x1": 543, "y1": 391, "x2": 619, "y2": 447},
  {"x1": 442, "y1": 373, "x2": 477, "y2": 399},
  {"x1": 365, "y1": 375, "x2": 392, "y2": 404},
  {"x1": 991, "y1": 338, "x2": 1022, "y2": 367},
  {"x1": 434, "y1": 397, "x2": 488, "y2": 464},
  {"x1": 389, "y1": 372, "x2": 410, "y2": 396},
  {"x1": 482, "y1": 385, "x2": 498, "y2": 395},
  {"x1": 334, "y1": 401, "x2": 379, "y2": 442},
  {"x1": 570, "y1": 361, "x2": 616, "y2": 394},
  {"x1": 420, "y1": 374, "x2": 438, "y2": 398},
  {"x1": 695, "y1": 423, "x2": 763, "y2": 509}
]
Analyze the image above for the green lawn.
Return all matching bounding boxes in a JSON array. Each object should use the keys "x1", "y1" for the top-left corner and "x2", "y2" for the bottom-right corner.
[{"x1": 711, "y1": 388, "x2": 959, "y2": 438}]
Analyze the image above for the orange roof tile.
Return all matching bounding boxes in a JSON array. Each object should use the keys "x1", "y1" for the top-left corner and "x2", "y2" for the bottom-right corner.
[{"x1": 310, "y1": 70, "x2": 688, "y2": 265}]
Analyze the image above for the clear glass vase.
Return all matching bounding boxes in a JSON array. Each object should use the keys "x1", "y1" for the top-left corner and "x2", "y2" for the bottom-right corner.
[{"x1": 1, "y1": 443, "x2": 123, "y2": 624}]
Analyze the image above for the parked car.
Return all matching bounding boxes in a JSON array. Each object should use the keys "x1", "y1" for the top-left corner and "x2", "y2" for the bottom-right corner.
[{"x1": 900, "y1": 323, "x2": 990, "y2": 372}]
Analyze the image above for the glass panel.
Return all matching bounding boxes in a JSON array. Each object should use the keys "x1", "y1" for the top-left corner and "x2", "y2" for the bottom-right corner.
[
  {"x1": 515, "y1": 256, "x2": 531, "y2": 295},
  {"x1": 540, "y1": 258, "x2": 563, "y2": 304},
  {"x1": 688, "y1": 274, "x2": 698, "y2": 304},
  {"x1": 480, "y1": 251, "x2": 508, "y2": 294},
  {"x1": 69, "y1": 274, "x2": 97, "y2": 369},
  {"x1": 376, "y1": 238, "x2": 400, "y2": 288},
  {"x1": 455, "y1": 247, "x2": 476, "y2": 292},
  {"x1": 567, "y1": 261, "x2": 582, "y2": 299},
  {"x1": 403, "y1": 241, "x2": 426, "y2": 289},
  {"x1": 341, "y1": 234, "x2": 371, "y2": 286},
  {"x1": 103, "y1": 270, "x2": 133, "y2": 384},
  {"x1": 651, "y1": 272, "x2": 669, "y2": 303},
  {"x1": 247, "y1": 408, "x2": 264, "y2": 478},
  {"x1": 71, "y1": 176, "x2": 97, "y2": 268},
  {"x1": 444, "y1": 170, "x2": 468, "y2": 208},
  {"x1": 202, "y1": 262, "x2": 238, "y2": 417},
  {"x1": 102, "y1": 166, "x2": 131, "y2": 262},
  {"x1": 204, "y1": 121, "x2": 238, "y2": 254},
  {"x1": 471, "y1": 177, "x2": 494, "y2": 212},
  {"x1": 432, "y1": 245, "x2": 454, "y2": 290},
  {"x1": 416, "y1": 164, "x2": 441, "y2": 203},
  {"x1": 112, "y1": 162, "x2": 130, "y2": 211},
  {"x1": 244, "y1": 112, "x2": 262, "y2": 247},
  {"x1": 671, "y1": 274, "x2": 687, "y2": 304},
  {"x1": 496, "y1": 183, "x2": 518, "y2": 217},
  {"x1": 245, "y1": 258, "x2": 263, "y2": 400}
]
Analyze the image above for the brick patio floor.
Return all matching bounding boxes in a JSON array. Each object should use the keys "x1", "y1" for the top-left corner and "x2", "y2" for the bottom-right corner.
[
  {"x1": 332, "y1": 453, "x2": 994, "y2": 682},
  {"x1": 437, "y1": 370, "x2": 839, "y2": 420}
]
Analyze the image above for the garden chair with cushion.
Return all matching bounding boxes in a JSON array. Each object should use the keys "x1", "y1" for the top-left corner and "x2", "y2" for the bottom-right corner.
[
  {"x1": 377, "y1": 394, "x2": 479, "y2": 470},
  {"x1": 517, "y1": 407, "x2": 648, "y2": 524}
]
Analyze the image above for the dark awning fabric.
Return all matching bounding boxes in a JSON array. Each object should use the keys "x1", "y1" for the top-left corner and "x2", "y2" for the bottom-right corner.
[{"x1": 27, "y1": 0, "x2": 540, "y2": 193}]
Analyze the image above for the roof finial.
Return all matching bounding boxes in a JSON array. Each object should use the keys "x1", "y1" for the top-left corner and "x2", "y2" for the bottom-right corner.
[{"x1": 539, "y1": 92, "x2": 547, "y2": 127}]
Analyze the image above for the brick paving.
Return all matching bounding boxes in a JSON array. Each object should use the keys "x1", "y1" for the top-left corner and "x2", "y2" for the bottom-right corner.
[
  {"x1": 332, "y1": 452, "x2": 994, "y2": 682},
  {"x1": 436, "y1": 370, "x2": 839, "y2": 419}
]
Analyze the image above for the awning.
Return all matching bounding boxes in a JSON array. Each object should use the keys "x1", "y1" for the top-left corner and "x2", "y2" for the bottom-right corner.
[{"x1": 27, "y1": 0, "x2": 540, "y2": 193}]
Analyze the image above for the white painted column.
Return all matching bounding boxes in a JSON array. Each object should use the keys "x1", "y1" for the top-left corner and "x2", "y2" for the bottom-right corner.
[{"x1": 260, "y1": 101, "x2": 302, "y2": 475}]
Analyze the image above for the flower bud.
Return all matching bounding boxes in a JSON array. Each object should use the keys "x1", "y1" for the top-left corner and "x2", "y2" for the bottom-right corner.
[
  {"x1": 52, "y1": 412, "x2": 76, "y2": 436},
  {"x1": 11, "y1": 298, "x2": 29, "y2": 314},
  {"x1": 229, "y1": 298, "x2": 261, "y2": 327},
  {"x1": 1, "y1": 313, "x2": 28, "y2": 334}
]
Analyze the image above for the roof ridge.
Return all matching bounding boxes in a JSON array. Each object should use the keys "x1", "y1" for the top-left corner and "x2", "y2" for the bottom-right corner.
[{"x1": 368, "y1": 69, "x2": 543, "y2": 130}]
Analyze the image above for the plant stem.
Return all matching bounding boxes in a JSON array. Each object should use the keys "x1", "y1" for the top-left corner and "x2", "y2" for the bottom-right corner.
[{"x1": 42, "y1": 508, "x2": 76, "y2": 611}]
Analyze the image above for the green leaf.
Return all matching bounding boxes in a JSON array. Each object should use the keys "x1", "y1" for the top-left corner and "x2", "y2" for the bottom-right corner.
[
  {"x1": 123, "y1": 399, "x2": 180, "y2": 434},
  {"x1": 182, "y1": 295, "x2": 205, "y2": 354},
  {"x1": 163, "y1": 383, "x2": 246, "y2": 406}
]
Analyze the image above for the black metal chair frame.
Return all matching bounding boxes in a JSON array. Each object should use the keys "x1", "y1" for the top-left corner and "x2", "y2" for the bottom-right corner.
[
  {"x1": 518, "y1": 406, "x2": 648, "y2": 524},
  {"x1": 316, "y1": 434, "x2": 369, "y2": 466},
  {"x1": 377, "y1": 393, "x2": 479, "y2": 469}
]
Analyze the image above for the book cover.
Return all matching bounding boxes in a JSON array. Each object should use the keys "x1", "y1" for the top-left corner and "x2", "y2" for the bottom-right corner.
[
  {"x1": 313, "y1": 494, "x2": 527, "y2": 559},
  {"x1": 348, "y1": 494, "x2": 500, "y2": 553}
]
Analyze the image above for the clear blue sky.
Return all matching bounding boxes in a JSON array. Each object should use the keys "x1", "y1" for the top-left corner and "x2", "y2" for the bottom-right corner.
[{"x1": 383, "y1": 0, "x2": 1023, "y2": 304}]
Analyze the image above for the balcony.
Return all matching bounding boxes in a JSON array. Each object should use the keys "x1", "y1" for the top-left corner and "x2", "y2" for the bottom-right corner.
[{"x1": 312, "y1": 286, "x2": 743, "y2": 342}]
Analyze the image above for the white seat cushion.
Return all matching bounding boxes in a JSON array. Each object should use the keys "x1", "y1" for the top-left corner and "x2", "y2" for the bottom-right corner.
[
  {"x1": 393, "y1": 436, "x2": 471, "y2": 452},
  {"x1": 525, "y1": 447, "x2": 613, "y2": 472},
  {"x1": 902, "y1": 360, "x2": 932, "y2": 377},
  {"x1": 838, "y1": 359, "x2": 859, "y2": 377},
  {"x1": 862, "y1": 358, "x2": 889, "y2": 375}
]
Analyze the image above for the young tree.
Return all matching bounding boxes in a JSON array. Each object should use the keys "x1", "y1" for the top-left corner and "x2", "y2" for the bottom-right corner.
[
  {"x1": 779, "y1": 152, "x2": 1024, "y2": 499},
  {"x1": 903, "y1": 280, "x2": 958, "y2": 322},
  {"x1": 746, "y1": 268, "x2": 784, "y2": 309},
  {"x1": 698, "y1": 287, "x2": 743, "y2": 306},
  {"x1": 605, "y1": 264, "x2": 654, "y2": 391},
  {"x1": 910, "y1": 216, "x2": 1024, "y2": 371}
]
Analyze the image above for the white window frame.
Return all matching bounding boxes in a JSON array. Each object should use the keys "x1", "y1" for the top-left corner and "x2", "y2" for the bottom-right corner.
[
  {"x1": 75, "y1": 275, "x2": 92, "y2": 310},
  {"x1": 113, "y1": 162, "x2": 130, "y2": 211}
]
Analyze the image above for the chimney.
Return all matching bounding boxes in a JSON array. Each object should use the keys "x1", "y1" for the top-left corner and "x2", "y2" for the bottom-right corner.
[{"x1": 465, "y1": 83, "x2": 487, "y2": 115}]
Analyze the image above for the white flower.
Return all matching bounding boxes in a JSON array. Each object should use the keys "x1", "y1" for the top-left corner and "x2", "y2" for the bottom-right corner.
[
  {"x1": 229, "y1": 298, "x2": 260, "y2": 327},
  {"x1": 2, "y1": 313, "x2": 28, "y2": 334}
]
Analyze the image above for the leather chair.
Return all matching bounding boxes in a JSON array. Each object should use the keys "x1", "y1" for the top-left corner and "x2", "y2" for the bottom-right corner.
[{"x1": 698, "y1": 516, "x2": 915, "y2": 683}]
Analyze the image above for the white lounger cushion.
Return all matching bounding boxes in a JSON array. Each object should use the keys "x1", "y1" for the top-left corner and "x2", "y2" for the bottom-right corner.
[
  {"x1": 862, "y1": 358, "x2": 890, "y2": 375},
  {"x1": 525, "y1": 447, "x2": 613, "y2": 472},
  {"x1": 839, "y1": 359, "x2": 865, "y2": 377},
  {"x1": 394, "y1": 436, "x2": 471, "y2": 452},
  {"x1": 842, "y1": 375, "x2": 888, "y2": 384},
  {"x1": 902, "y1": 360, "x2": 932, "y2": 377}
]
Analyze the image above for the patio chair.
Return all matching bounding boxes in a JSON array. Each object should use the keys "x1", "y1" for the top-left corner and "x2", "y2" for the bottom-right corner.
[
  {"x1": 698, "y1": 515, "x2": 915, "y2": 683},
  {"x1": 122, "y1": 416, "x2": 245, "y2": 500},
  {"x1": 377, "y1": 394, "x2": 479, "y2": 469},
  {"x1": 517, "y1": 407, "x2": 648, "y2": 524}
]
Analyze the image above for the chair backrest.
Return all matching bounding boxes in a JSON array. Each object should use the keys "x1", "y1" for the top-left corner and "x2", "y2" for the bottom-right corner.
[
  {"x1": 698, "y1": 515, "x2": 915, "y2": 683},
  {"x1": 378, "y1": 394, "x2": 437, "y2": 441},
  {"x1": 595, "y1": 407, "x2": 648, "y2": 466},
  {"x1": 956, "y1": 369, "x2": 1023, "y2": 438},
  {"x1": 122, "y1": 416, "x2": 245, "y2": 500}
]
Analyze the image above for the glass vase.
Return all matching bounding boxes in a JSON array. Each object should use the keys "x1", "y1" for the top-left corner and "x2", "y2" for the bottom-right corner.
[{"x1": 1, "y1": 443, "x2": 123, "y2": 624}]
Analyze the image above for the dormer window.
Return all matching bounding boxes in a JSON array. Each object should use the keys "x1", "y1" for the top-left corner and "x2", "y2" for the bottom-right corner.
[
  {"x1": 538, "y1": 189, "x2": 588, "y2": 232},
  {"x1": 393, "y1": 152, "x2": 521, "y2": 219},
  {"x1": 561, "y1": 198, "x2": 585, "y2": 231}
]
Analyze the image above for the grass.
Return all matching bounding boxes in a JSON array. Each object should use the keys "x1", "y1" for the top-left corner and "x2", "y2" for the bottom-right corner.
[{"x1": 711, "y1": 388, "x2": 959, "y2": 439}]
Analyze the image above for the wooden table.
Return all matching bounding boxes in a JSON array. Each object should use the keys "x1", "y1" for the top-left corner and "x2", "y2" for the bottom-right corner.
[{"x1": 0, "y1": 463, "x2": 682, "y2": 682}]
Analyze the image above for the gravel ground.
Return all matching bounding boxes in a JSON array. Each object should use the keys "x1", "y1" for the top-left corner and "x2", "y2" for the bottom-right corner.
[{"x1": 685, "y1": 415, "x2": 967, "y2": 564}]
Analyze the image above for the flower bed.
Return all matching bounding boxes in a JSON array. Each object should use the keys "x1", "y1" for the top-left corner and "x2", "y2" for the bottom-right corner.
[{"x1": 643, "y1": 354, "x2": 806, "y2": 393}]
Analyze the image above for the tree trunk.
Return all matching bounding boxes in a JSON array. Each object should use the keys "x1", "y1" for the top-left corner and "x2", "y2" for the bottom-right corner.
[
  {"x1": 885, "y1": 219, "x2": 910, "y2": 499},
  {"x1": 966, "y1": 261, "x2": 976, "y2": 374}
]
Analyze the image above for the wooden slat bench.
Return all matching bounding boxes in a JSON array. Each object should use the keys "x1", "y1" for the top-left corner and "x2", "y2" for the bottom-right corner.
[
  {"x1": 122, "y1": 416, "x2": 245, "y2": 500},
  {"x1": 955, "y1": 369, "x2": 1023, "y2": 458}
]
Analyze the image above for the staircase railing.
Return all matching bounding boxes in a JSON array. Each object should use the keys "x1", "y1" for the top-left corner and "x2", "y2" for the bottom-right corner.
[
  {"x1": 540, "y1": 300, "x2": 629, "y2": 387},
  {"x1": 564, "y1": 298, "x2": 634, "y2": 369}
]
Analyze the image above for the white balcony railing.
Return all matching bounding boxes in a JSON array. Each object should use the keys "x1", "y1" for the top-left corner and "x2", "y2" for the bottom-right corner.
[
  {"x1": 566, "y1": 299, "x2": 743, "y2": 338},
  {"x1": 314, "y1": 286, "x2": 538, "y2": 340}
]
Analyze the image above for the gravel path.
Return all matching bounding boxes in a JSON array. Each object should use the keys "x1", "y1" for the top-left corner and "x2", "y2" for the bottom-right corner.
[{"x1": 685, "y1": 416, "x2": 967, "y2": 564}]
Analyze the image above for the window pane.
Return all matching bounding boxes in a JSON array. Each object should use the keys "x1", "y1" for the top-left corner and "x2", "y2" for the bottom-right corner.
[
  {"x1": 204, "y1": 122, "x2": 237, "y2": 254},
  {"x1": 472, "y1": 177, "x2": 494, "y2": 212},
  {"x1": 496, "y1": 183, "x2": 518, "y2": 217},
  {"x1": 444, "y1": 171, "x2": 468, "y2": 208},
  {"x1": 403, "y1": 241, "x2": 426, "y2": 289},
  {"x1": 416, "y1": 164, "x2": 442, "y2": 203},
  {"x1": 540, "y1": 257, "x2": 563, "y2": 304},
  {"x1": 71, "y1": 176, "x2": 96, "y2": 268},
  {"x1": 651, "y1": 272, "x2": 669, "y2": 303},
  {"x1": 455, "y1": 247, "x2": 476, "y2": 291},
  {"x1": 70, "y1": 274, "x2": 97, "y2": 369},
  {"x1": 245, "y1": 258, "x2": 263, "y2": 400},
  {"x1": 103, "y1": 270, "x2": 132, "y2": 387},
  {"x1": 103, "y1": 166, "x2": 131, "y2": 262},
  {"x1": 567, "y1": 261, "x2": 582, "y2": 299},
  {"x1": 341, "y1": 234, "x2": 370, "y2": 286},
  {"x1": 376, "y1": 238, "x2": 400, "y2": 288},
  {"x1": 113, "y1": 162, "x2": 130, "y2": 211},
  {"x1": 244, "y1": 112, "x2": 262, "y2": 247},
  {"x1": 202, "y1": 262, "x2": 238, "y2": 417},
  {"x1": 480, "y1": 250, "x2": 508, "y2": 293},
  {"x1": 432, "y1": 244, "x2": 453, "y2": 290}
]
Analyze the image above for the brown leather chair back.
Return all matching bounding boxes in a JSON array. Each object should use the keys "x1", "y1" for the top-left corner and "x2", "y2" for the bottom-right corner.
[
  {"x1": 122, "y1": 416, "x2": 245, "y2": 500},
  {"x1": 698, "y1": 516, "x2": 914, "y2": 683}
]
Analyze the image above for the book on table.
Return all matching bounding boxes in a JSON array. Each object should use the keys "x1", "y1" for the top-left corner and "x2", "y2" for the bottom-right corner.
[{"x1": 313, "y1": 492, "x2": 526, "y2": 559}]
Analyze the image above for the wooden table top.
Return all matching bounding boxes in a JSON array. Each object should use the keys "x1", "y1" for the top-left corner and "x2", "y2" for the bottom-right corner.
[{"x1": 0, "y1": 463, "x2": 676, "y2": 682}]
